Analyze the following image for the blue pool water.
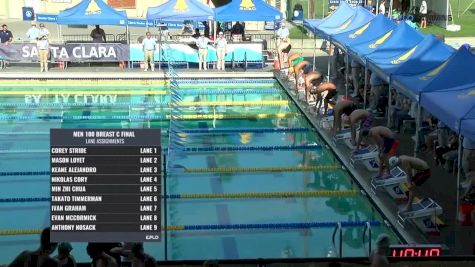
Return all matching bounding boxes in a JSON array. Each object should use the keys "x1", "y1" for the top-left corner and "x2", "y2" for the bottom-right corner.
[{"x1": 0, "y1": 78, "x2": 401, "y2": 263}]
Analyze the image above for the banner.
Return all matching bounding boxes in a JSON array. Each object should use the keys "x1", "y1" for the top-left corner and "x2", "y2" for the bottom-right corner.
[
  {"x1": 0, "y1": 43, "x2": 129, "y2": 62},
  {"x1": 329, "y1": 0, "x2": 364, "y2": 12}
]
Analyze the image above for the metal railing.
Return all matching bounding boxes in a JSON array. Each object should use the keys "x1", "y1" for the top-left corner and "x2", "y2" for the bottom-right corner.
[
  {"x1": 331, "y1": 222, "x2": 343, "y2": 258},
  {"x1": 62, "y1": 33, "x2": 123, "y2": 43}
]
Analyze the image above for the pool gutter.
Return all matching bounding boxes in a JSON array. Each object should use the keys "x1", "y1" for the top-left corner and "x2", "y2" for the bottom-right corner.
[{"x1": 274, "y1": 72, "x2": 417, "y2": 245}]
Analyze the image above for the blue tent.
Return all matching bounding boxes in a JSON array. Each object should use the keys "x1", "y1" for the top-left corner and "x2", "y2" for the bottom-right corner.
[
  {"x1": 350, "y1": 21, "x2": 423, "y2": 68},
  {"x1": 344, "y1": 15, "x2": 397, "y2": 65},
  {"x1": 57, "y1": 0, "x2": 127, "y2": 25},
  {"x1": 421, "y1": 87, "x2": 475, "y2": 140},
  {"x1": 332, "y1": 15, "x2": 394, "y2": 52},
  {"x1": 389, "y1": 35, "x2": 455, "y2": 76},
  {"x1": 392, "y1": 46, "x2": 475, "y2": 100},
  {"x1": 215, "y1": 0, "x2": 282, "y2": 22},
  {"x1": 303, "y1": 1, "x2": 354, "y2": 35},
  {"x1": 147, "y1": 0, "x2": 214, "y2": 21},
  {"x1": 317, "y1": 6, "x2": 374, "y2": 40}
]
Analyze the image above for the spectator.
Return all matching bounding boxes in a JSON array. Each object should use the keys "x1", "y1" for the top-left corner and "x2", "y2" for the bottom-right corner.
[
  {"x1": 368, "y1": 72, "x2": 384, "y2": 112},
  {"x1": 9, "y1": 227, "x2": 58, "y2": 267},
  {"x1": 231, "y1": 21, "x2": 244, "y2": 41},
  {"x1": 0, "y1": 24, "x2": 13, "y2": 44},
  {"x1": 195, "y1": 33, "x2": 210, "y2": 70},
  {"x1": 369, "y1": 234, "x2": 390, "y2": 267},
  {"x1": 391, "y1": 93, "x2": 412, "y2": 133},
  {"x1": 86, "y1": 243, "x2": 118, "y2": 267},
  {"x1": 214, "y1": 31, "x2": 227, "y2": 71},
  {"x1": 463, "y1": 136, "x2": 475, "y2": 176},
  {"x1": 26, "y1": 21, "x2": 40, "y2": 42},
  {"x1": 142, "y1": 31, "x2": 157, "y2": 72},
  {"x1": 37, "y1": 23, "x2": 50, "y2": 72},
  {"x1": 360, "y1": 126, "x2": 398, "y2": 177},
  {"x1": 436, "y1": 132, "x2": 458, "y2": 167},
  {"x1": 350, "y1": 59, "x2": 362, "y2": 97},
  {"x1": 276, "y1": 22, "x2": 290, "y2": 45},
  {"x1": 90, "y1": 25, "x2": 106, "y2": 43},
  {"x1": 420, "y1": 0, "x2": 428, "y2": 29},
  {"x1": 389, "y1": 155, "x2": 431, "y2": 212},
  {"x1": 181, "y1": 20, "x2": 193, "y2": 34},
  {"x1": 192, "y1": 28, "x2": 200, "y2": 39},
  {"x1": 111, "y1": 243, "x2": 156, "y2": 267},
  {"x1": 202, "y1": 21, "x2": 210, "y2": 38},
  {"x1": 56, "y1": 242, "x2": 76, "y2": 267},
  {"x1": 379, "y1": 0, "x2": 386, "y2": 16}
]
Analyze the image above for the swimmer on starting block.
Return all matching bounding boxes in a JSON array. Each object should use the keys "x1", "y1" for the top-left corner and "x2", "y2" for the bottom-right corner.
[
  {"x1": 389, "y1": 155, "x2": 431, "y2": 212},
  {"x1": 351, "y1": 109, "x2": 374, "y2": 147},
  {"x1": 9, "y1": 227, "x2": 58, "y2": 267},
  {"x1": 304, "y1": 71, "x2": 322, "y2": 103},
  {"x1": 294, "y1": 60, "x2": 310, "y2": 92},
  {"x1": 332, "y1": 100, "x2": 357, "y2": 134},
  {"x1": 360, "y1": 126, "x2": 398, "y2": 177},
  {"x1": 310, "y1": 82, "x2": 337, "y2": 115}
]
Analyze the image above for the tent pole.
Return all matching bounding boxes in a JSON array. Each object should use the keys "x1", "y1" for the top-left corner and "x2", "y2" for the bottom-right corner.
[
  {"x1": 455, "y1": 134, "x2": 463, "y2": 222},
  {"x1": 363, "y1": 66, "x2": 368, "y2": 109},
  {"x1": 312, "y1": 34, "x2": 316, "y2": 71},
  {"x1": 56, "y1": 24, "x2": 60, "y2": 42},
  {"x1": 387, "y1": 84, "x2": 392, "y2": 128},
  {"x1": 345, "y1": 53, "x2": 349, "y2": 96},
  {"x1": 389, "y1": 0, "x2": 393, "y2": 18},
  {"x1": 327, "y1": 40, "x2": 331, "y2": 81},
  {"x1": 376, "y1": 0, "x2": 380, "y2": 14},
  {"x1": 59, "y1": 25, "x2": 62, "y2": 42},
  {"x1": 413, "y1": 102, "x2": 421, "y2": 156}
]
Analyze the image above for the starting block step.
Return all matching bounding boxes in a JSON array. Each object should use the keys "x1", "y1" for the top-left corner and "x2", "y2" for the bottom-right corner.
[
  {"x1": 320, "y1": 116, "x2": 334, "y2": 129},
  {"x1": 371, "y1": 166, "x2": 408, "y2": 201},
  {"x1": 350, "y1": 145, "x2": 379, "y2": 172},
  {"x1": 397, "y1": 198, "x2": 443, "y2": 229}
]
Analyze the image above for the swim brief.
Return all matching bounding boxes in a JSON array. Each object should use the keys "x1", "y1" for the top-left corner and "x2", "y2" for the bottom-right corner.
[
  {"x1": 383, "y1": 137, "x2": 395, "y2": 154},
  {"x1": 360, "y1": 113, "x2": 374, "y2": 130},
  {"x1": 412, "y1": 169, "x2": 430, "y2": 186}
]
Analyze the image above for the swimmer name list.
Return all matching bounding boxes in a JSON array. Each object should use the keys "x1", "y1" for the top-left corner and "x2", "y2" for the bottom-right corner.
[{"x1": 50, "y1": 129, "x2": 162, "y2": 242}]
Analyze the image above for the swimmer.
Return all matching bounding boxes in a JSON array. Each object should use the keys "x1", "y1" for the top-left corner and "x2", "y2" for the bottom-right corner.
[
  {"x1": 360, "y1": 126, "x2": 397, "y2": 177},
  {"x1": 369, "y1": 234, "x2": 390, "y2": 267},
  {"x1": 9, "y1": 227, "x2": 58, "y2": 267},
  {"x1": 310, "y1": 82, "x2": 337, "y2": 115},
  {"x1": 288, "y1": 52, "x2": 301, "y2": 67},
  {"x1": 332, "y1": 100, "x2": 357, "y2": 133},
  {"x1": 56, "y1": 242, "x2": 76, "y2": 267},
  {"x1": 294, "y1": 60, "x2": 310, "y2": 91},
  {"x1": 389, "y1": 155, "x2": 431, "y2": 212},
  {"x1": 304, "y1": 71, "x2": 322, "y2": 103},
  {"x1": 111, "y1": 243, "x2": 156, "y2": 267},
  {"x1": 86, "y1": 243, "x2": 118, "y2": 267},
  {"x1": 277, "y1": 39, "x2": 292, "y2": 68},
  {"x1": 350, "y1": 109, "x2": 374, "y2": 147}
]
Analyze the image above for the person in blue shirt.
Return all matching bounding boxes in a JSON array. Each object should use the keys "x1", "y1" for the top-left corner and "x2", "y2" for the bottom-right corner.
[{"x1": 0, "y1": 24, "x2": 13, "y2": 44}]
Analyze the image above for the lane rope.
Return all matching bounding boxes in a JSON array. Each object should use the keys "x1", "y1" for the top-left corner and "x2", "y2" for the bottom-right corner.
[
  {"x1": 0, "y1": 221, "x2": 381, "y2": 235},
  {"x1": 0, "y1": 91, "x2": 168, "y2": 95},
  {"x1": 172, "y1": 144, "x2": 322, "y2": 152},
  {"x1": 179, "y1": 127, "x2": 309, "y2": 134},
  {"x1": 182, "y1": 166, "x2": 339, "y2": 173},
  {"x1": 0, "y1": 113, "x2": 298, "y2": 121},
  {"x1": 173, "y1": 100, "x2": 288, "y2": 107},
  {"x1": 0, "y1": 191, "x2": 358, "y2": 203}
]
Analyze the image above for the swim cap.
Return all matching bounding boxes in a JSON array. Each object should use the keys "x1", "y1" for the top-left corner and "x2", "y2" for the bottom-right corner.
[{"x1": 389, "y1": 156, "x2": 399, "y2": 168}]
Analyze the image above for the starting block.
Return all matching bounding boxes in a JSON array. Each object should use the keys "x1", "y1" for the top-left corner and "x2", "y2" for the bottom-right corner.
[
  {"x1": 350, "y1": 145, "x2": 379, "y2": 172},
  {"x1": 320, "y1": 116, "x2": 334, "y2": 129},
  {"x1": 397, "y1": 198, "x2": 444, "y2": 233},
  {"x1": 371, "y1": 166, "x2": 408, "y2": 202},
  {"x1": 333, "y1": 128, "x2": 351, "y2": 144}
]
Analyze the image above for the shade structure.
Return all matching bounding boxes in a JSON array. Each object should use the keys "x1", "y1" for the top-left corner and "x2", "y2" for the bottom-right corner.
[
  {"x1": 392, "y1": 45, "x2": 475, "y2": 100},
  {"x1": 215, "y1": 0, "x2": 282, "y2": 22},
  {"x1": 57, "y1": 0, "x2": 127, "y2": 26},
  {"x1": 317, "y1": 6, "x2": 374, "y2": 40},
  {"x1": 366, "y1": 34, "x2": 455, "y2": 81},
  {"x1": 303, "y1": 1, "x2": 354, "y2": 34},
  {"x1": 332, "y1": 14, "x2": 393, "y2": 52},
  {"x1": 421, "y1": 87, "x2": 475, "y2": 140},
  {"x1": 147, "y1": 0, "x2": 214, "y2": 21},
  {"x1": 343, "y1": 15, "x2": 397, "y2": 65}
]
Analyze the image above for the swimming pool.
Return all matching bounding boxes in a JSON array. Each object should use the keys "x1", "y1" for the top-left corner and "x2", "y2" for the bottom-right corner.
[{"x1": 0, "y1": 78, "x2": 401, "y2": 263}]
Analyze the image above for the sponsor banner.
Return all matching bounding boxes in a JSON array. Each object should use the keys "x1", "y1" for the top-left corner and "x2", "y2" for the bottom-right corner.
[
  {"x1": 0, "y1": 43, "x2": 129, "y2": 62},
  {"x1": 36, "y1": 14, "x2": 58, "y2": 22},
  {"x1": 329, "y1": 0, "x2": 364, "y2": 12}
]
